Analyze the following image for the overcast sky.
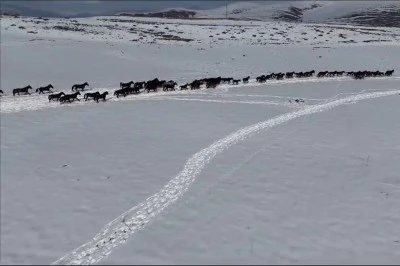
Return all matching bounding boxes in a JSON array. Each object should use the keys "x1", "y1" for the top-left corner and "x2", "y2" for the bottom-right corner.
[{"x1": 1, "y1": 1, "x2": 235, "y2": 15}]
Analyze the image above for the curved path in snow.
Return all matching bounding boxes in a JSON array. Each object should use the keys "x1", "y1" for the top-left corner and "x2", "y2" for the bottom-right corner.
[{"x1": 52, "y1": 89, "x2": 400, "y2": 265}]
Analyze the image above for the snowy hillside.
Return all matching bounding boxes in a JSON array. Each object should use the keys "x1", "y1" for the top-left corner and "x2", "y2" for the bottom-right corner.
[
  {"x1": 1, "y1": 14, "x2": 400, "y2": 265},
  {"x1": 1, "y1": 15, "x2": 400, "y2": 50},
  {"x1": 194, "y1": 1, "x2": 400, "y2": 27}
]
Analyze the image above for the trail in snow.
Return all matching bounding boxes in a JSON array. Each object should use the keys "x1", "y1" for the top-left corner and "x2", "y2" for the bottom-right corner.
[
  {"x1": 52, "y1": 89, "x2": 400, "y2": 265},
  {"x1": 2, "y1": 76, "x2": 399, "y2": 114},
  {"x1": 149, "y1": 96, "x2": 300, "y2": 108}
]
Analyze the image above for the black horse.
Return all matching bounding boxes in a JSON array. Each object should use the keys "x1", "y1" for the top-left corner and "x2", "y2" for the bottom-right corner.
[
  {"x1": 94, "y1": 91, "x2": 108, "y2": 102},
  {"x1": 285, "y1": 72, "x2": 295, "y2": 78},
  {"x1": 242, "y1": 76, "x2": 250, "y2": 83},
  {"x1": 60, "y1": 92, "x2": 81, "y2": 103},
  {"x1": 84, "y1": 91, "x2": 100, "y2": 101},
  {"x1": 72, "y1": 82, "x2": 89, "y2": 92},
  {"x1": 120, "y1": 81, "x2": 134, "y2": 89},
  {"x1": 114, "y1": 88, "x2": 129, "y2": 97},
  {"x1": 190, "y1": 80, "x2": 201, "y2": 90},
  {"x1": 180, "y1": 84, "x2": 189, "y2": 90},
  {"x1": 163, "y1": 81, "x2": 177, "y2": 91},
  {"x1": 385, "y1": 70, "x2": 394, "y2": 76},
  {"x1": 145, "y1": 81, "x2": 158, "y2": 93},
  {"x1": 256, "y1": 75, "x2": 266, "y2": 83},
  {"x1": 134, "y1": 82, "x2": 145, "y2": 90},
  {"x1": 0, "y1": 89, "x2": 3, "y2": 95},
  {"x1": 36, "y1": 84, "x2": 54, "y2": 94},
  {"x1": 232, "y1": 79, "x2": 241, "y2": 85},
  {"x1": 48, "y1": 92, "x2": 65, "y2": 102},
  {"x1": 275, "y1": 73, "x2": 285, "y2": 80},
  {"x1": 13, "y1": 85, "x2": 33, "y2": 96}
]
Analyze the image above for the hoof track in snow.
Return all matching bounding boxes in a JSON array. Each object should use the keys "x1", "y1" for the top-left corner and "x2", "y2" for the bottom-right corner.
[{"x1": 52, "y1": 89, "x2": 400, "y2": 265}]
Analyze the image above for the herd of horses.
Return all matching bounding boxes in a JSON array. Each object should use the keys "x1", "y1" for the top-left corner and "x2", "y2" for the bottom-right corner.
[{"x1": 1, "y1": 69, "x2": 395, "y2": 104}]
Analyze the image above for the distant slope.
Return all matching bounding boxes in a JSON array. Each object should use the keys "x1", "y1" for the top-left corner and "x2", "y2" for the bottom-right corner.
[
  {"x1": 0, "y1": 2, "x2": 114, "y2": 18},
  {"x1": 0, "y1": 3, "x2": 62, "y2": 18},
  {"x1": 193, "y1": 1, "x2": 400, "y2": 27}
]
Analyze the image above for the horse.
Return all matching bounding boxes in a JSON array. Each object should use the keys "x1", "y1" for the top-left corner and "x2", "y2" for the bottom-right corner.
[
  {"x1": 190, "y1": 80, "x2": 201, "y2": 90},
  {"x1": 131, "y1": 85, "x2": 141, "y2": 94},
  {"x1": 232, "y1": 79, "x2": 241, "y2": 85},
  {"x1": 60, "y1": 92, "x2": 81, "y2": 103},
  {"x1": 13, "y1": 85, "x2": 33, "y2": 96},
  {"x1": 114, "y1": 88, "x2": 129, "y2": 97},
  {"x1": 265, "y1": 74, "x2": 274, "y2": 80},
  {"x1": 94, "y1": 91, "x2": 108, "y2": 102},
  {"x1": 134, "y1": 82, "x2": 145, "y2": 91},
  {"x1": 385, "y1": 70, "x2": 394, "y2": 76},
  {"x1": 275, "y1": 73, "x2": 285, "y2": 80},
  {"x1": 145, "y1": 81, "x2": 158, "y2": 93},
  {"x1": 256, "y1": 75, "x2": 266, "y2": 83},
  {"x1": 163, "y1": 81, "x2": 177, "y2": 91},
  {"x1": 48, "y1": 92, "x2": 65, "y2": 102},
  {"x1": 120, "y1": 81, "x2": 134, "y2": 89},
  {"x1": 354, "y1": 74, "x2": 365, "y2": 80},
  {"x1": 72, "y1": 82, "x2": 89, "y2": 92},
  {"x1": 242, "y1": 76, "x2": 250, "y2": 83},
  {"x1": 285, "y1": 72, "x2": 295, "y2": 78},
  {"x1": 206, "y1": 81, "x2": 218, "y2": 88},
  {"x1": 180, "y1": 84, "x2": 189, "y2": 90},
  {"x1": 0, "y1": 89, "x2": 3, "y2": 95},
  {"x1": 221, "y1": 77, "x2": 233, "y2": 84},
  {"x1": 36, "y1": 84, "x2": 54, "y2": 94},
  {"x1": 84, "y1": 91, "x2": 100, "y2": 101}
]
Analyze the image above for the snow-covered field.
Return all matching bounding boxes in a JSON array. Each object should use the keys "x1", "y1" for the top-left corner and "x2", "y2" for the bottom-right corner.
[{"x1": 1, "y1": 14, "x2": 400, "y2": 265}]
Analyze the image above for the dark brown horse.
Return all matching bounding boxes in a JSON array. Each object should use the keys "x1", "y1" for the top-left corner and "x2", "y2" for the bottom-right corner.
[
  {"x1": 48, "y1": 92, "x2": 65, "y2": 102},
  {"x1": 60, "y1": 91, "x2": 81, "y2": 103},
  {"x1": 94, "y1": 91, "x2": 108, "y2": 102},
  {"x1": 84, "y1": 91, "x2": 100, "y2": 101},
  {"x1": 36, "y1": 84, "x2": 54, "y2": 94},
  {"x1": 120, "y1": 81, "x2": 134, "y2": 89},
  {"x1": 114, "y1": 88, "x2": 129, "y2": 97},
  {"x1": 13, "y1": 85, "x2": 33, "y2": 96},
  {"x1": 180, "y1": 84, "x2": 189, "y2": 90},
  {"x1": 72, "y1": 82, "x2": 89, "y2": 92},
  {"x1": 163, "y1": 81, "x2": 177, "y2": 91},
  {"x1": 385, "y1": 69, "x2": 394, "y2": 76}
]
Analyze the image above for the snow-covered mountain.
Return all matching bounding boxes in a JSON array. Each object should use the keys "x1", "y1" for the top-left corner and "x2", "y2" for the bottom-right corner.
[{"x1": 193, "y1": 1, "x2": 400, "y2": 27}]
